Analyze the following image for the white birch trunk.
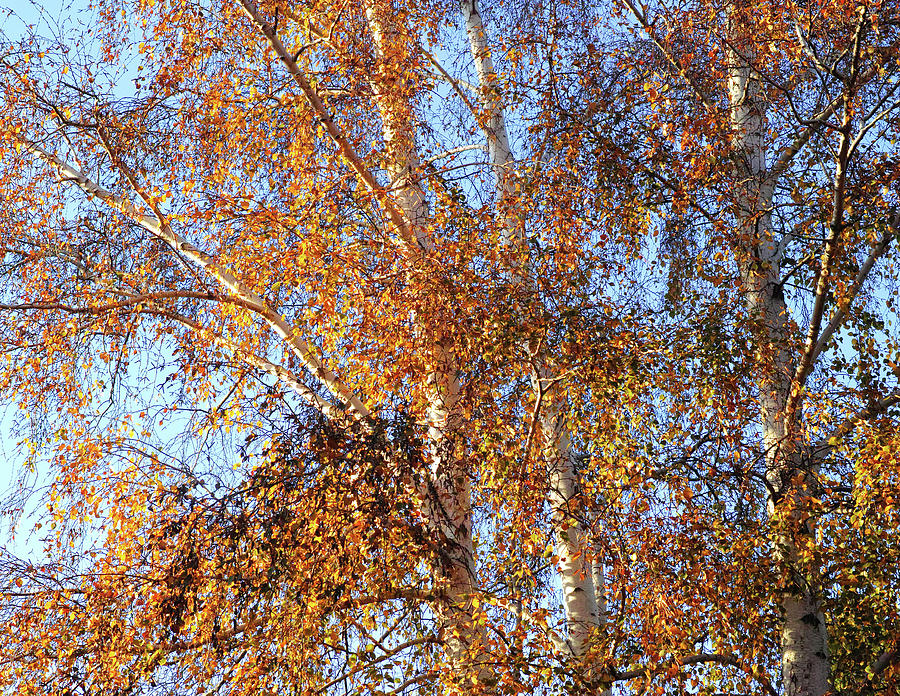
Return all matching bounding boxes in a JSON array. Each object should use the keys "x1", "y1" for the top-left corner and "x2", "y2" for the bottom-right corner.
[
  {"x1": 537, "y1": 383, "x2": 601, "y2": 658},
  {"x1": 460, "y1": 0, "x2": 514, "y2": 190},
  {"x1": 461, "y1": 0, "x2": 601, "y2": 661},
  {"x1": 363, "y1": 2, "x2": 430, "y2": 247},
  {"x1": 364, "y1": 2, "x2": 491, "y2": 682},
  {"x1": 727, "y1": 38, "x2": 831, "y2": 696}
]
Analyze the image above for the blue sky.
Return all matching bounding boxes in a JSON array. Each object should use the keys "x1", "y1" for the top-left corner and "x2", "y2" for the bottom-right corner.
[{"x1": 2, "y1": 0, "x2": 69, "y2": 41}]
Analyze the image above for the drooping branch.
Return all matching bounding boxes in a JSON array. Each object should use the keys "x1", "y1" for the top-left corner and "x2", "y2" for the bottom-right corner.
[
  {"x1": 317, "y1": 637, "x2": 439, "y2": 692},
  {"x1": 618, "y1": 0, "x2": 717, "y2": 113},
  {"x1": 612, "y1": 653, "x2": 778, "y2": 696},
  {"x1": 144, "y1": 307, "x2": 346, "y2": 421}
]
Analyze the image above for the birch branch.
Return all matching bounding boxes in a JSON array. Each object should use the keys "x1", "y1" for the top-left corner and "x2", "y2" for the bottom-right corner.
[
  {"x1": 421, "y1": 144, "x2": 486, "y2": 168},
  {"x1": 484, "y1": 594, "x2": 568, "y2": 656},
  {"x1": 785, "y1": 16, "x2": 869, "y2": 420},
  {"x1": 869, "y1": 637, "x2": 900, "y2": 679},
  {"x1": 23, "y1": 140, "x2": 370, "y2": 419},
  {"x1": 143, "y1": 307, "x2": 345, "y2": 420},
  {"x1": 318, "y1": 637, "x2": 438, "y2": 692},
  {"x1": 423, "y1": 49, "x2": 483, "y2": 113},
  {"x1": 0, "y1": 290, "x2": 262, "y2": 315},
  {"x1": 460, "y1": 0, "x2": 516, "y2": 188},
  {"x1": 612, "y1": 653, "x2": 778, "y2": 696},
  {"x1": 618, "y1": 0, "x2": 716, "y2": 113},
  {"x1": 767, "y1": 95, "x2": 838, "y2": 182},
  {"x1": 848, "y1": 91, "x2": 900, "y2": 159},
  {"x1": 237, "y1": 0, "x2": 420, "y2": 254},
  {"x1": 460, "y1": 0, "x2": 601, "y2": 662},
  {"x1": 785, "y1": 108, "x2": 855, "y2": 423},
  {"x1": 810, "y1": 222, "x2": 895, "y2": 364},
  {"x1": 769, "y1": 58, "x2": 885, "y2": 182},
  {"x1": 426, "y1": 60, "x2": 480, "y2": 93},
  {"x1": 793, "y1": 19, "x2": 848, "y2": 83},
  {"x1": 817, "y1": 391, "x2": 900, "y2": 451}
]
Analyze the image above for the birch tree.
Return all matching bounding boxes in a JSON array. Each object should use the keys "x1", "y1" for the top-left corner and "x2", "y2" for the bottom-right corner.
[
  {"x1": 2, "y1": 0, "x2": 900, "y2": 695},
  {"x1": 0, "y1": 0, "x2": 639, "y2": 693},
  {"x1": 460, "y1": 0, "x2": 604, "y2": 663},
  {"x1": 592, "y1": 0, "x2": 900, "y2": 694}
]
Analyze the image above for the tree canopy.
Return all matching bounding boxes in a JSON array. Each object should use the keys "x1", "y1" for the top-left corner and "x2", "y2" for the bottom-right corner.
[{"x1": 0, "y1": 0, "x2": 899, "y2": 695}]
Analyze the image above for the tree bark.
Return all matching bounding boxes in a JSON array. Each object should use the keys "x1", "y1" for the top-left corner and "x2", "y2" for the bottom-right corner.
[{"x1": 364, "y1": 0, "x2": 492, "y2": 683}]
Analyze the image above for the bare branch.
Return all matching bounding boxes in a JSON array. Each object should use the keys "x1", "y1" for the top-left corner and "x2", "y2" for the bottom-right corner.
[
  {"x1": 793, "y1": 19, "x2": 848, "y2": 83},
  {"x1": 423, "y1": 51, "x2": 480, "y2": 93},
  {"x1": 484, "y1": 593, "x2": 568, "y2": 656},
  {"x1": 848, "y1": 88, "x2": 900, "y2": 159},
  {"x1": 421, "y1": 144, "x2": 486, "y2": 168}
]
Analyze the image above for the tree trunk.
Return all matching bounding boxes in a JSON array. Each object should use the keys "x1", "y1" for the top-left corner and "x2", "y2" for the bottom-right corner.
[
  {"x1": 538, "y1": 383, "x2": 601, "y2": 658},
  {"x1": 727, "y1": 30, "x2": 831, "y2": 696},
  {"x1": 364, "y1": 0, "x2": 492, "y2": 683},
  {"x1": 461, "y1": 0, "x2": 602, "y2": 662}
]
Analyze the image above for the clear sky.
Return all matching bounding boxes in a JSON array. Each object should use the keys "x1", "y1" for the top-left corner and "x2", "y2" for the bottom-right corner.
[{"x1": 1, "y1": 0, "x2": 70, "y2": 41}]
